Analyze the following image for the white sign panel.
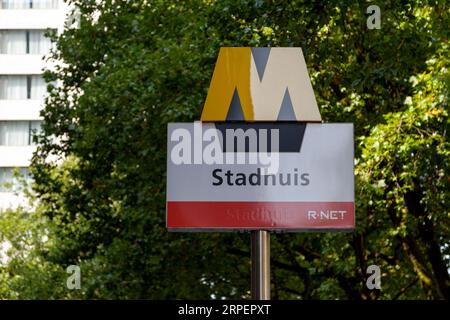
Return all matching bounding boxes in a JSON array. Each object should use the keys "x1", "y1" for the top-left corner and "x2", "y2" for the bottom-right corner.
[{"x1": 166, "y1": 122, "x2": 354, "y2": 231}]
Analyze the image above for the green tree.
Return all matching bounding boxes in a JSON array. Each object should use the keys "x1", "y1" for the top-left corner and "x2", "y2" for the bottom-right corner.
[{"x1": 1, "y1": 0, "x2": 448, "y2": 299}]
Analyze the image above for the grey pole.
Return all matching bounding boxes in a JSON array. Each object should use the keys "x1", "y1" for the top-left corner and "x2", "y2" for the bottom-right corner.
[{"x1": 251, "y1": 230, "x2": 270, "y2": 300}]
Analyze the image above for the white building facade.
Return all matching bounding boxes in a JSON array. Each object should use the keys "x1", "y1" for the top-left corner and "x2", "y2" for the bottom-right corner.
[{"x1": 0, "y1": 0, "x2": 68, "y2": 209}]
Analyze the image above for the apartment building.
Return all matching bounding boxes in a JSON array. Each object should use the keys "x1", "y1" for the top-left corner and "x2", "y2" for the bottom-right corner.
[{"x1": 0, "y1": 0, "x2": 68, "y2": 209}]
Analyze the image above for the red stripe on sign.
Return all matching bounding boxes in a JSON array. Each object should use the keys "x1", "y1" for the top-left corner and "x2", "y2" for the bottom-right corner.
[{"x1": 167, "y1": 201, "x2": 355, "y2": 230}]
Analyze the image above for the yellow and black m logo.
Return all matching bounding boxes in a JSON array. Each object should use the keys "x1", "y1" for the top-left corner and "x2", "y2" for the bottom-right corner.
[{"x1": 201, "y1": 47, "x2": 321, "y2": 122}]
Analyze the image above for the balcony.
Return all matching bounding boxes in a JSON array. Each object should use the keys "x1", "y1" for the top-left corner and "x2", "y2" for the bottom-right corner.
[
  {"x1": 0, "y1": 54, "x2": 48, "y2": 74},
  {"x1": 0, "y1": 145, "x2": 35, "y2": 166},
  {"x1": 0, "y1": 191, "x2": 28, "y2": 209},
  {"x1": 0, "y1": 99, "x2": 43, "y2": 120},
  {"x1": 0, "y1": 8, "x2": 66, "y2": 30}
]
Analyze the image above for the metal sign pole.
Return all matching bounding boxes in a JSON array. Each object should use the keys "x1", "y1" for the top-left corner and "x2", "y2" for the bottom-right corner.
[{"x1": 251, "y1": 230, "x2": 270, "y2": 300}]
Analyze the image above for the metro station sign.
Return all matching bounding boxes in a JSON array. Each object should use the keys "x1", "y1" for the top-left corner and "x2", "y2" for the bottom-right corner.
[{"x1": 166, "y1": 47, "x2": 355, "y2": 232}]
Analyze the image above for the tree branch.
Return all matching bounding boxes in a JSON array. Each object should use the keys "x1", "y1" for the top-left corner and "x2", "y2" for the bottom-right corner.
[{"x1": 392, "y1": 277, "x2": 419, "y2": 300}]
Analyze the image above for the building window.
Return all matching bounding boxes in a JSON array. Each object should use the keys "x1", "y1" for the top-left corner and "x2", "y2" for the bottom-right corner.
[
  {"x1": 28, "y1": 30, "x2": 54, "y2": 54},
  {"x1": 0, "y1": 30, "x2": 25, "y2": 54},
  {"x1": 0, "y1": 167, "x2": 30, "y2": 192},
  {"x1": 0, "y1": 75, "x2": 47, "y2": 100},
  {"x1": 0, "y1": 30, "x2": 54, "y2": 54},
  {"x1": 0, "y1": 75, "x2": 27, "y2": 99},
  {"x1": 0, "y1": 0, "x2": 58, "y2": 9},
  {"x1": 0, "y1": 120, "x2": 42, "y2": 146}
]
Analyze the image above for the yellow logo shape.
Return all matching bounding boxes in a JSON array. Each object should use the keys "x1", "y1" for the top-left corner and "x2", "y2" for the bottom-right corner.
[{"x1": 201, "y1": 47, "x2": 321, "y2": 122}]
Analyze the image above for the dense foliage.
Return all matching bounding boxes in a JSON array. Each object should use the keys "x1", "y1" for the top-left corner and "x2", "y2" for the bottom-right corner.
[{"x1": 0, "y1": 0, "x2": 448, "y2": 299}]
